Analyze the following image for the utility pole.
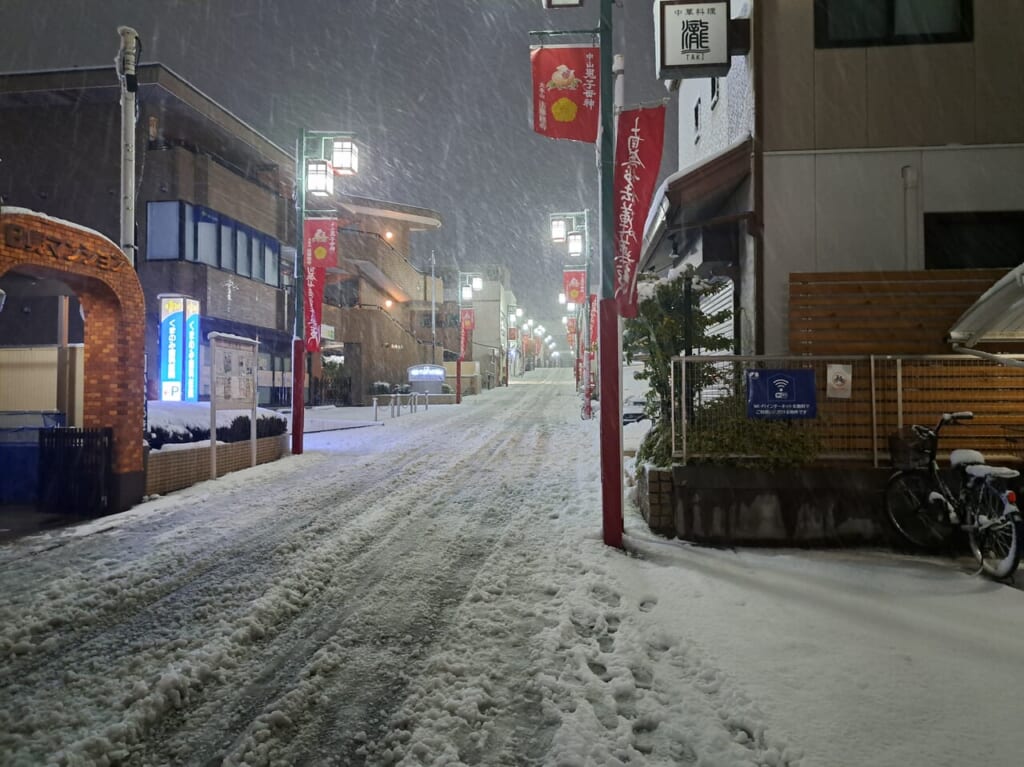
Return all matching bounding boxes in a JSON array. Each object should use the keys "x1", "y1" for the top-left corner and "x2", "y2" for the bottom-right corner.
[
  {"x1": 431, "y1": 250, "x2": 437, "y2": 364},
  {"x1": 116, "y1": 26, "x2": 140, "y2": 267}
]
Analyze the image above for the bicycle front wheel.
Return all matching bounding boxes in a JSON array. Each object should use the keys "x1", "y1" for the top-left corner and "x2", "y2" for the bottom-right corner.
[
  {"x1": 967, "y1": 484, "x2": 1023, "y2": 579},
  {"x1": 884, "y1": 470, "x2": 955, "y2": 549}
]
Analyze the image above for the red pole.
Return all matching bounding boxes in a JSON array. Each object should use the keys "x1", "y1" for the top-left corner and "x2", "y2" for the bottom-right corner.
[
  {"x1": 599, "y1": 298, "x2": 622, "y2": 547},
  {"x1": 456, "y1": 357, "x2": 462, "y2": 404},
  {"x1": 291, "y1": 338, "x2": 305, "y2": 455}
]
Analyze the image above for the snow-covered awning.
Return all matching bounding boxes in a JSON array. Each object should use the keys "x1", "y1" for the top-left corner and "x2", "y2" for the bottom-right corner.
[
  {"x1": 639, "y1": 135, "x2": 753, "y2": 275},
  {"x1": 948, "y1": 263, "x2": 1024, "y2": 348},
  {"x1": 948, "y1": 263, "x2": 1024, "y2": 367}
]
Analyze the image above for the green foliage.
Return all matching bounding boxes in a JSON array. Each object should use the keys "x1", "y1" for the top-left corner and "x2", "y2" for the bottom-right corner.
[
  {"x1": 623, "y1": 268, "x2": 733, "y2": 468},
  {"x1": 686, "y1": 395, "x2": 821, "y2": 469}
]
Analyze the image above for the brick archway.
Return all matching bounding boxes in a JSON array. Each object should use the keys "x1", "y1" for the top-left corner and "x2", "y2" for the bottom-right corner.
[{"x1": 1, "y1": 209, "x2": 146, "y2": 511}]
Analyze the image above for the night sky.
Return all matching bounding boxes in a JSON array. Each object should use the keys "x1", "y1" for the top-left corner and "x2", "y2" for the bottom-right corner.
[{"x1": 0, "y1": 0, "x2": 676, "y2": 323}]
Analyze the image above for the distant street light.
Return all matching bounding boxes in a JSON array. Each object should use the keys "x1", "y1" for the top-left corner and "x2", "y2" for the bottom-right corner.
[{"x1": 550, "y1": 210, "x2": 592, "y2": 418}]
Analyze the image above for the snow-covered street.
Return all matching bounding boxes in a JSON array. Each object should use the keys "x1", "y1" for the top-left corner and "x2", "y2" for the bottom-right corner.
[{"x1": 2, "y1": 367, "x2": 1023, "y2": 766}]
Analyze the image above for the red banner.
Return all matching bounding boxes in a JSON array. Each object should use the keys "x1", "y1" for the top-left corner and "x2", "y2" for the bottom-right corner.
[
  {"x1": 564, "y1": 269, "x2": 586, "y2": 305},
  {"x1": 589, "y1": 293, "x2": 598, "y2": 358},
  {"x1": 304, "y1": 218, "x2": 338, "y2": 271},
  {"x1": 613, "y1": 105, "x2": 666, "y2": 318},
  {"x1": 459, "y1": 308, "x2": 475, "y2": 359},
  {"x1": 304, "y1": 266, "x2": 324, "y2": 353},
  {"x1": 530, "y1": 45, "x2": 599, "y2": 143},
  {"x1": 566, "y1": 317, "x2": 577, "y2": 335}
]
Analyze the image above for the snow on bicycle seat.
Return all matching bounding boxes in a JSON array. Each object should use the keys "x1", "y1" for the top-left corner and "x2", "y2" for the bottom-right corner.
[{"x1": 964, "y1": 463, "x2": 1020, "y2": 480}]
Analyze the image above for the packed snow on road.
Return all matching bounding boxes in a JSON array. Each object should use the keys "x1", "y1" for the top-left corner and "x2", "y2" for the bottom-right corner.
[{"x1": 1, "y1": 368, "x2": 1023, "y2": 766}]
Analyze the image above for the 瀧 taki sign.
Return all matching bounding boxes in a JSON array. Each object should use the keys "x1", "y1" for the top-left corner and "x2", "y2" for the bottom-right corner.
[
  {"x1": 654, "y1": 0, "x2": 731, "y2": 80},
  {"x1": 530, "y1": 44, "x2": 599, "y2": 143}
]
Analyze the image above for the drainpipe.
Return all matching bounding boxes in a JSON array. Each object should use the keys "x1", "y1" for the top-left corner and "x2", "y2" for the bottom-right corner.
[{"x1": 902, "y1": 165, "x2": 919, "y2": 269}]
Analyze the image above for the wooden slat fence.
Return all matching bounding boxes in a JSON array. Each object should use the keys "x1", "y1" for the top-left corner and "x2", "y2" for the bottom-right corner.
[{"x1": 789, "y1": 269, "x2": 1020, "y2": 356}]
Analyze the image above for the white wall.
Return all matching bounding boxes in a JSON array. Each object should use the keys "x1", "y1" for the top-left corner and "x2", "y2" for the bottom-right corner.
[{"x1": 761, "y1": 144, "x2": 1024, "y2": 354}]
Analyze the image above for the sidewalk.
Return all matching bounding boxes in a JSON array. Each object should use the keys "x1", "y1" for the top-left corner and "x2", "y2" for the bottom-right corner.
[{"x1": 0, "y1": 405, "x2": 388, "y2": 543}]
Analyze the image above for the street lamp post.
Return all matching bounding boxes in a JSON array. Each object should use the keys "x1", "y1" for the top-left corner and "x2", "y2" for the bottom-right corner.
[
  {"x1": 455, "y1": 272, "x2": 482, "y2": 404},
  {"x1": 550, "y1": 209, "x2": 592, "y2": 418},
  {"x1": 292, "y1": 129, "x2": 358, "y2": 455}
]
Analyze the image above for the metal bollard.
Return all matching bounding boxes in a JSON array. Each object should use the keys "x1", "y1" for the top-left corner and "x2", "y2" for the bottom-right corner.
[
  {"x1": 373, "y1": 396, "x2": 379, "y2": 421},
  {"x1": 390, "y1": 394, "x2": 397, "y2": 418}
]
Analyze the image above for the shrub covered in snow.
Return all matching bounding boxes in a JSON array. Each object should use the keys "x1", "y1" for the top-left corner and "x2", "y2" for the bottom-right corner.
[{"x1": 145, "y1": 402, "x2": 287, "y2": 450}]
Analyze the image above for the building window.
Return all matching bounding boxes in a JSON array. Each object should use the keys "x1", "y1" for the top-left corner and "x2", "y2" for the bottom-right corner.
[
  {"x1": 814, "y1": 0, "x2": 972, "y2": 48},
  {"x1": 694, "y1": 97, "x2": 701, "y2": 144},
  {"x1": 924, "y1": 211, "x2": 1024, "y2": 270},
  {"x1": 146, "y1": 201, "x2": 180, "y2": 260},
  {"x1": 710, "y1": 78, "x2": 719, "y2": 109},
  {"x1": 147, "y1": 202, "x2": 282, "y2": 287}
]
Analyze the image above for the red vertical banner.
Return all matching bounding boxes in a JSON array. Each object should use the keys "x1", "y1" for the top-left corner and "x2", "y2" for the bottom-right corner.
[
  {"x1": 303, "y1": 218, "x2": 337, "y2": 353},
  {"x1": 530, "y1": 44, "x2": 599, "y2": 143},
  {"x1": 304, "y1": 218, "x2": 338, "y2": 270},
  {"x1": 460, "y1": 308, "x2": 475, "y2": 359},
  {"x1": 613, "y1": 105, "x2": 666, "y2": 318},
  {"x1": 589, "y1": 293, "x2": 598, "y2": 358},
  {"x1": 304, "y1": 266, "x2": 324, "y2": 353},
  {"x1": 563, "y1": 269, "x2": 587, "y2": 305},
  {"x1": 566, "y1": 317, "x2": 578, "y2": 335}
]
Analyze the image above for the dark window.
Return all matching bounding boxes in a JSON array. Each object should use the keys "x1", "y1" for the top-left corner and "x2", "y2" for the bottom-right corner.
[
  {"x1": 924, "y1": 211, "x2": 1024, "y2": 270},
  {"x1": 814, "y1": 0, "x2": 972, "y2": 48},
  {"x1": 146, "y1": 201, "x2": 180, "y2": 260}
]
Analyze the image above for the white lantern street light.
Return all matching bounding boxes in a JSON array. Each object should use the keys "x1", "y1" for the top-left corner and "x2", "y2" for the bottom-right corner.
[
  {"x1": 331, "y1": 138, "x2": 359, "y2": 176},
  {"x1": 567, "y1": 230, "x2": 584, "y2": 257},
  {"x1": 306, "y1": 159, "x2": 333, "y2": 197}
]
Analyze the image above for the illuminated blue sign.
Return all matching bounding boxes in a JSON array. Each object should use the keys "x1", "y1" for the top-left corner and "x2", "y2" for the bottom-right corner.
[
  {"x1": 159, "y1": 295, "x2": 201, "y2": 402},
  {"x1": 746, "y1": 369, "x2": 817, "y2": 419},
  {"x1": 183, "y1": 299, "x2": 200, "y2": 401}
]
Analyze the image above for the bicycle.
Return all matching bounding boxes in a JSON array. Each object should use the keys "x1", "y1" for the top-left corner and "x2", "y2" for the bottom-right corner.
[{"x1": 884, "y1": 411, "x2": 1024, "y2": 580}]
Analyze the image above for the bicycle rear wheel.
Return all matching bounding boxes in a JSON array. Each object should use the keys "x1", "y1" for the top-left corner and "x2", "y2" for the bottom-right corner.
[
  {"x1": 967, "y1": 484, "x2": 1023, "y2": 579},
  {"x1": 884, "y1": 470, "x2": 955, "y2": 549}
]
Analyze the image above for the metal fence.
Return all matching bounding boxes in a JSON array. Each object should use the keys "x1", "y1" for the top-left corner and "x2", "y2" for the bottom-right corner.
[{"x1": 672, "y1": 355, "x2": 1024, "y2": 467}]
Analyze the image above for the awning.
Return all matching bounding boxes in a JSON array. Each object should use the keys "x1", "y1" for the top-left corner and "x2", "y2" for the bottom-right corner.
[
  {"x1": 948, "y1": 263, "x2": 1024, "y2": 348},
  {"x1": 640, "y1": 135, "x2": 753, "y2": 274}
]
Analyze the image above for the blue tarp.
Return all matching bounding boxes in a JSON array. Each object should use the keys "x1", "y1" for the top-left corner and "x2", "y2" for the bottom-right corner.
[{"x1": 0, "y1": 411, "x2": 65, "y2": 504}]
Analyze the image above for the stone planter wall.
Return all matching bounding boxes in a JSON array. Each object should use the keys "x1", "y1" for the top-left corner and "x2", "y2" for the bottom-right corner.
[
  {"x1": 637, "y1": 464, "x2": 894, "y2": 546},
  {"x1": 145, "y1": 434, "x2": 288, "y2": 497}
]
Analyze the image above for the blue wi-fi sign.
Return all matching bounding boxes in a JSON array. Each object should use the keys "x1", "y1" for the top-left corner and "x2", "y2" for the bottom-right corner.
[{"x1": 746, "y1": 369, "x2": 817, "y2": 419}]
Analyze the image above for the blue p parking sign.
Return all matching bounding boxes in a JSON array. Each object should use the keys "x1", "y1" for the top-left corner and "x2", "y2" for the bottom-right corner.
[{"x1": 746, "y1": 369, "x2": 817, "y2": 419}]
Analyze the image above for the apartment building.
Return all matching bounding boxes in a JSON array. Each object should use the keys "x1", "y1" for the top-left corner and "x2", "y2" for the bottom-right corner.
[{"x1": 643, "y1": 0, "x2": 1024, "y2": 355}]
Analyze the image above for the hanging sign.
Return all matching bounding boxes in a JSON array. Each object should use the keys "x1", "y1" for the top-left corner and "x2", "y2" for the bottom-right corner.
[
  {"x1": 304, "y1": 266, "x2": 324, "y2": 353},
  {"x1": 564, "y1": 268, "x2": 587, "y2": 305},
  {"x1": 304, "y1": 218, "x2": 338, "y2": 271},
  {"x1": 530, "y1": 44, "x2": 599, "y2": 143},
  {"x1": 746, "y1": 369, "x2": 817, "y2": 420},
  {"x1": 654, "y1": 0, "x2": 731, "y2": 80},
  {"x1": 613, "y1": 104, "x2": 666, "y2": 318},
  {"x1": 827, "y1": 364, "x2": 853, "y2": 399}
]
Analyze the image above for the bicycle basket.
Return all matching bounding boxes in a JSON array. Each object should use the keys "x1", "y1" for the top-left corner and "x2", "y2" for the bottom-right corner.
[{"x1": 888, "y1": 427, "x2": 935, "y2": 469}]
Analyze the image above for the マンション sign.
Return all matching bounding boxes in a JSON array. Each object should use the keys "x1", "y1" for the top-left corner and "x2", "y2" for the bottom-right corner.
[
  {"x1": 3, "y1": 223, "x2": 129, "y2": 274},
  {"x1": 653, "y1": 0, "x2": 731, "y2": 80}
]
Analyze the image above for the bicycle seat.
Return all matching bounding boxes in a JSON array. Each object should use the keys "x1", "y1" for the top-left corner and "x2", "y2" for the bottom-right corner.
[
  {"x1": 964, "y1": 463, "x2": 1020, "y2": 480},
  {"x1": 949, "y1": 448, "x2": 985, "y2": 467}
]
